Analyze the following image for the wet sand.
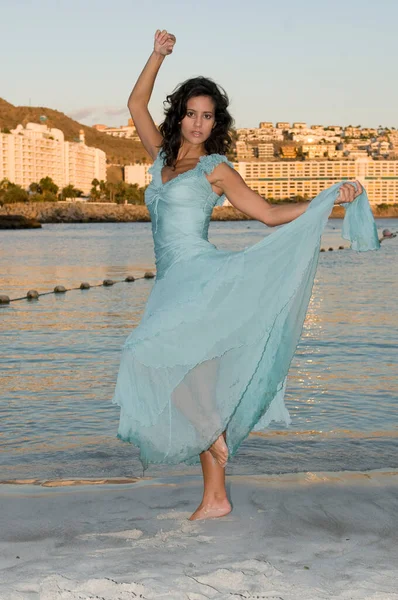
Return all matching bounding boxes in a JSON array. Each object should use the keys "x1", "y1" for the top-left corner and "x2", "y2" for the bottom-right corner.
[{"x1": 1, "y1": 469, "x2": 397, "y2": 599}]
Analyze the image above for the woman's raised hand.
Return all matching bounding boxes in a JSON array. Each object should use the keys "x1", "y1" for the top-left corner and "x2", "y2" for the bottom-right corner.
[
  {"x1": 154, "y1": 29, "x2": 176, "y2": 56},
  {"x1": 335, "y1": 180, "x2": 364, "y2": 205}
]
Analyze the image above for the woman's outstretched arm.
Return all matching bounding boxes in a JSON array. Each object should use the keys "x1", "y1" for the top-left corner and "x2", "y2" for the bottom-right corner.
[
  {"x1": 128, "y1": 29, "x2": 176, "y2": 160},
  {"x1": 208, "y1": 164, "x2": 363, "y2": 227}
]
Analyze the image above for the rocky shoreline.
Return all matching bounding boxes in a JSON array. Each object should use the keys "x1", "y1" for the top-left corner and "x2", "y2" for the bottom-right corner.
[
  {"x1": 0, "y1": 201, "x2": 397, "y2": 226},
  {"x1": 0, "y1": 214, "x2": 42, "y2": 229}
]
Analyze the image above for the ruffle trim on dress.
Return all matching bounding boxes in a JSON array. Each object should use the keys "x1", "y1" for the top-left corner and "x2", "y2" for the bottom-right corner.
[
  {"x1": 197, "y1": 154, "x2": 235, "y2": 207},
  {"x1": 147, "y1": 150, "x2": 235, "y2": 209}
]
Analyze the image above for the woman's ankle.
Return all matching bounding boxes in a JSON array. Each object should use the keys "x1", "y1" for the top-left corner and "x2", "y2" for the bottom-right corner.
[{"x1": 202, "y1": 491, "x2": 229, "y2": 504}]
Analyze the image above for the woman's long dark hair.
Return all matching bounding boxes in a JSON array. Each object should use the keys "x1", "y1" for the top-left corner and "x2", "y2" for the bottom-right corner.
[{"x1": 158, "y1": 76, "x2": 234, "y2": 168}]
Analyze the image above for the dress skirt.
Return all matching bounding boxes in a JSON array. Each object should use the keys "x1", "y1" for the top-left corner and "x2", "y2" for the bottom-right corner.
[{"x1": 112, "y1": 181, "x2": 380, "y2": 470}]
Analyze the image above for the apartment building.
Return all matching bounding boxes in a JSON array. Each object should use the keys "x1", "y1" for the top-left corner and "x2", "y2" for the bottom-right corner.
[
  {"x1": 65, "y1": 131, "x2": 107, "y2": 194},
  {"x1": 232, "y1": 158, "x2": 398, "y2": 204},
  {"x1": 0, "y1": 123, "x2": 106, "y2": 194},
  {"x1": 0, "y1": 124, "x2": 65, "y2": 190},
  {"x1": 236, "y1": 141, "x2": 255, "y2": 160},
  {"x1": 92, "y1": 119, "x2": 140, "y2": 141},
  {"x1": 124, "y1": 163, "x2": 152, "y2": 187},
  {"x1": 302, "y1": 144, "x2": 344, "y2": 159},
  {"x1": 237, "y1": 128, "x2": 284, "y2": 142},
  {"x1": 344, "y1": 126, "x2": 363, "y2": 139},
  {"x1": 258, "y1": 143, "x2": 274, "y2": 159}
]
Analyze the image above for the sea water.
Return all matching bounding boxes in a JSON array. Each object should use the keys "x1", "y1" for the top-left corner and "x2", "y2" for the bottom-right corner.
[{"x1": 0, "y1": 219, "x2": 397, "y2": 480}]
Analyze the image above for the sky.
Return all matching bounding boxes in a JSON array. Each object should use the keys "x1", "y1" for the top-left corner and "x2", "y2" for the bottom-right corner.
[{"x1": 1, "y1": 0, "x2": 397, "y2": 130}]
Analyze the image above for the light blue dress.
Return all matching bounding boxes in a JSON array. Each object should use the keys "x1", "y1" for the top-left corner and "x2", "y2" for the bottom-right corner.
[{"x1": 112, "y1": 150, "x2": 380, "y2": 470}]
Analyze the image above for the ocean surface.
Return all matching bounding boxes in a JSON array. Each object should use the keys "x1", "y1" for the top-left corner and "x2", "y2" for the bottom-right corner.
[{"x1": 0, "y1": 218, "x2": 397, "y2": 481}]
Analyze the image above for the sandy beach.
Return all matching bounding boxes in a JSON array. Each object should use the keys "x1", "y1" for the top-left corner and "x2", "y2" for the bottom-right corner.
[{"x1": 1, "y1": 469, "x2": 397, "y2": 599}]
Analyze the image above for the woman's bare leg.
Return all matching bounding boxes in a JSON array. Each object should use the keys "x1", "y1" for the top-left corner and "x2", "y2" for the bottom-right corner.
[{"x1": 189, "y1": 432, "x2": 232, "y2": 521}]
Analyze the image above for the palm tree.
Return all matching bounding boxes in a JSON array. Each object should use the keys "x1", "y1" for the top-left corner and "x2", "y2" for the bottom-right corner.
[
  {"x1": 29, "y1": 182, "x2": 42, "y2": 194},
  {"x1": 39, "y1": 176, "x2": 59, "y2": 195},
  {"x1": 62, "y1": 185, "x2": 79, "y2": 200}
]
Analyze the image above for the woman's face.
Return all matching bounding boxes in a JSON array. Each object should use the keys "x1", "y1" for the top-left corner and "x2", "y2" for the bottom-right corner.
[{"x1": 180, "y1": 95, "x2": 216, "y2": 146}]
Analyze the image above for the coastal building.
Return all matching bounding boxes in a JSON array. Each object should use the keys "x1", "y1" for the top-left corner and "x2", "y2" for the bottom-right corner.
[
  {"x1": 327, "y1": 126, "x2": 343, "y2": 134},
  {"x1": 237, "y1": 123, "x2": 397, "y2": 155},
  {"x1": 237, "y1": 142, "x2": 275, "y2": 160},
  {"x1": 258, "y1": 143, "x2": 274, "y2": 159},
  {"x1": 230, "y1": 157, "x2": 398, "y2": 205},
  {"x1": 0, "y1": 123, "x2": 65, "y2": 190},
  {"x1": 65, "y1": 131, "x2": 107, "y2": 195},
  {"x1": 124, "y1": 163, "x2": 152, "y2": 188},
  {"x1": 92, "y1": 119, "x2": 140, "y2": 141},
  {"x1": 0, "y1": 123, "x2": 106, "y2": 194},
  {"x1": 301, "y1": 144, "x2": 344, "y2": 159},
  {"x1": 292, "y1": 130, "x2": 342, "y2": 144},
  {"x1": 236, "y1": 141, "x2": 256, "y2": 160},
  {"x1": 369, "y1": 140, "x2": 391, "y2": 158},
  {"x1": 280, "y1": 145, "x2": 297, "y2": 159},
  {"x1": 346, "y1": 149, "x2": 370, "y2": 160},
  {"x1": 257, "y1": 129, "x2": 284, "y2": 142},
  {"x1": 136, "y1": 153, "x2": 398, "y2": 206},
  {"x1": 344, "y1": 126, "x2": 363, "y2": 139},
  {"x1": 237, "y1": 127, "x2": 284, "y2": 142}
]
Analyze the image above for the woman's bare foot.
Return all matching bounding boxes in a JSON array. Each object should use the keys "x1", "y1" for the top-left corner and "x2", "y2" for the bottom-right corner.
[
  {"x1": 188, "y1": 497, "x2": 232, "y2": 521},
  {"x1": 208, "y1": 434, "x2": 229, "y2": 468}
]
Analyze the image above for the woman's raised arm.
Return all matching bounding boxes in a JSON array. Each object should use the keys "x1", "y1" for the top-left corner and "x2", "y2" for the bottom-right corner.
[{"x1": 128, "y1": 30, "x2": 176, "y2": 160}]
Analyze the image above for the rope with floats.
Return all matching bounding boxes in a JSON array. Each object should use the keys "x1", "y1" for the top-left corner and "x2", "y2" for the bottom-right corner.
[
  {"x1": 0, "y1": 229, "x2": 395, "y2": 306},
  {"x1": 0, "y1": 272, "x2": 155, "y2": 305}
]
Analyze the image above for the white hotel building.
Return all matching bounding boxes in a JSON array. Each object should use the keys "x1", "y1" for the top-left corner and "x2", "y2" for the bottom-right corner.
[
  {"x1": 233, "y1": 158, "x2": 398, "y2": 205},
  {"x1": 124, "y1": 163, "x2": 152, "y2": 188},
  {"x1": 0, "y1": 123, "x2": 106, "y2": 195},
  {"x1": 126, "y1": 156, "x2": 398, "y2": 205}
]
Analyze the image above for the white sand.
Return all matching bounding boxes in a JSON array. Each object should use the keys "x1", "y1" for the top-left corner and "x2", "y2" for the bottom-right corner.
[{"x1": 1, "y1": 469, "x2": 397, "y2": 600}]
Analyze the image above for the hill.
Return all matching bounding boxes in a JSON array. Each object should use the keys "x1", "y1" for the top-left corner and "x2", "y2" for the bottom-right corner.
[{"x1": 0, "y1": 98, "x2": 149, "y2": 165}]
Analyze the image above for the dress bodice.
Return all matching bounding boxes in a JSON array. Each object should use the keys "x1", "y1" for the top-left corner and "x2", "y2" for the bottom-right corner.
[{"x1": 145, "y1": 150, "x2": 234, "y2": 279}]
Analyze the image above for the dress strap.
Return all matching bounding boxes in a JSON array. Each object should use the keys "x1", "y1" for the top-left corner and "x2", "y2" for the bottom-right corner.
[
  {"x1": 198, "y1": 154, "x2": 235, "y2": 207},
  {"x1": 148, "y1": 149, "x2": 164, "y2": 176},
  {"x1": 198, "y1": 153, "x2": 234, "y2": 175}
]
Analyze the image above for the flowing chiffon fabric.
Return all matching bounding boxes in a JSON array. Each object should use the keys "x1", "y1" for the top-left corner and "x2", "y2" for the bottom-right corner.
[{"x1": 112, "y1": 150, "x2": 380, "y2": 469}]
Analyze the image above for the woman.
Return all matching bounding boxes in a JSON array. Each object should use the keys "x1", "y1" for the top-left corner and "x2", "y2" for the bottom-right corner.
[{"x1": 112, "y1": 30, "x2": 379, "y2": 521}]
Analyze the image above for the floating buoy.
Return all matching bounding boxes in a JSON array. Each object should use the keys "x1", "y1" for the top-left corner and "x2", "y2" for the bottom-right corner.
[
  {"x1": 27, "y1": 290, "x2": 39, "y2": 300},
  {"x1": 6, "y1": 272, "x2": 155, "y2": 303}
]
